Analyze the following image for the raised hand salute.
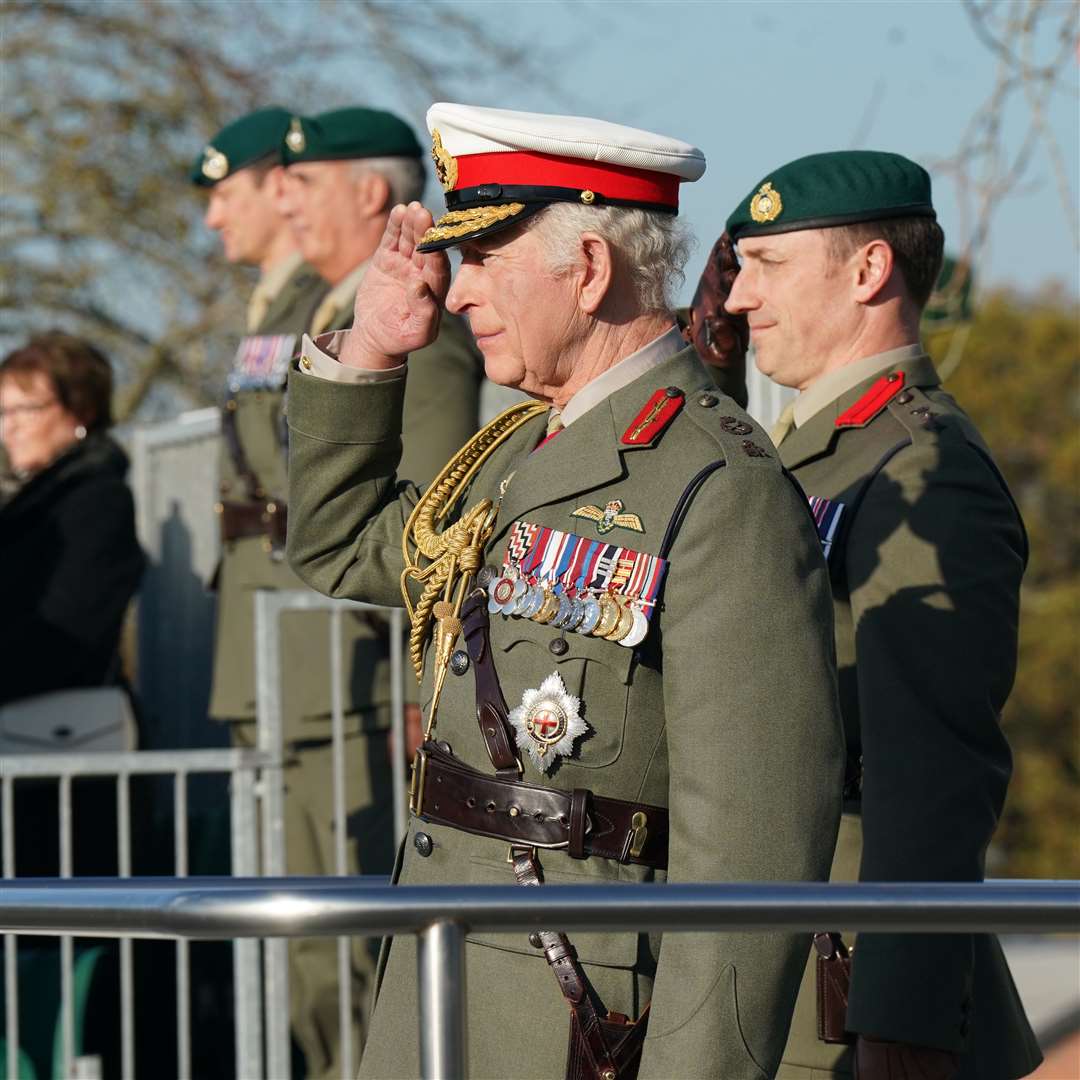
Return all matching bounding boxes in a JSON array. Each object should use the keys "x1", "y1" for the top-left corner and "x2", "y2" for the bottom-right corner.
[{"x1": 340, "y1": 201, "x2": 450, "y2": 370}]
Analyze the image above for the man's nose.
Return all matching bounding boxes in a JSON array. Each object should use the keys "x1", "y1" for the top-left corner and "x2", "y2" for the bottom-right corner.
[
  {"x1": 724, "y1": 269, "x2": 754, "y2": 315},
  {"x1": 444, "y1": 265, "x2": 472, "y2": 315},
  {"x1": 203, "y1": 200, "x2": 223, "y2": 230}
]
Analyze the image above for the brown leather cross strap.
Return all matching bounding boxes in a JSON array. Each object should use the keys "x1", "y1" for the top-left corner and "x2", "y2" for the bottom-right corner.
[
  {"x1": 512, "y1": 847, "x2": 649, "y2": 1080},
  {"x1": 461, "y1": 589, "x2": 520, "y2": 776},
  {"x1": 410, "y1": 742, "x2": 669, "y2": 871},
  {"x1": 216, "y1": 499, "x2": 287, "y2": 546}
]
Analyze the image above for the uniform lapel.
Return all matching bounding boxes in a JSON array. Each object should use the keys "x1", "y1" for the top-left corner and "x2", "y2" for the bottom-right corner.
[
  {"x1": 491, "y1": 403, "x2": 623, "y2": 544},
  {"x1": 490, "y1": 347, "x2": 712, "y2": 544},
  {"x1": 780, "y1": 352, "x2": 941, "y2": 469}
]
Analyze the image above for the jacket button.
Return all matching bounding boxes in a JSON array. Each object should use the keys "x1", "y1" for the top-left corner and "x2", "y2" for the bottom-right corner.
[
  {"x1": 549, "y1": 637, "x2": 569, "y2": 656},
  {"x1": 476, "y1": 565, "x2": 499, "y2": 590},
  {"x1": 450, "y1": 650, "x2": 470, "y2": 676},
  {"x1": 895, "y1": 391, "x2": 913, "y2": 405},
  {"x1": 697, "y1": 393, "x2": 718, "y2": 408},
  {"x1": 414, "y1": 832, "x2": 434, "y2": 857},
  {"x1": 665, "y1": 386, "x2": 682, "y2": 398},
  {"x1": 528, "y1": 932, "x2": 543, "y2": 949}
]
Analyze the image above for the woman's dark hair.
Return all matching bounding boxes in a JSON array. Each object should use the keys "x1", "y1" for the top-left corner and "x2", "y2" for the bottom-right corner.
[{"x1": 0, "y1": 332, "x2": 114, "y2": 432}]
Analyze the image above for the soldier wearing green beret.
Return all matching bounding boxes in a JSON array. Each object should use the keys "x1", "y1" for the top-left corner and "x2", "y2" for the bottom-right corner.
[
  {"x1": 264, "y1": 107, "x2": 481, "y2": 1077},
  {"x1": 196, "y1": 107, "x2": 481, "y2": 1077},
  {"x1": 722, "y1": 151, "x2": 1041, "y2": 1080}
]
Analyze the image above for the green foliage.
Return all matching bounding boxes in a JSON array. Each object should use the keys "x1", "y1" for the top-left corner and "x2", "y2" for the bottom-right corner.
[{"x1": 927, "y1": 287, "x2": 1080, "y2": 878}]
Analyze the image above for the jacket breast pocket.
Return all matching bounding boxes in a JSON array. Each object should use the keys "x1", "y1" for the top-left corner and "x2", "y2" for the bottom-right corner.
[{"x1": 496, "y1": 621, "x2": 633, "y2": 769}]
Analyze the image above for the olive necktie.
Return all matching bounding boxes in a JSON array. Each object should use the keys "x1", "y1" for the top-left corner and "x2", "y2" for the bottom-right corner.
[{"x1": 770, "y1": 401, "x2": 796, "y2": 447}]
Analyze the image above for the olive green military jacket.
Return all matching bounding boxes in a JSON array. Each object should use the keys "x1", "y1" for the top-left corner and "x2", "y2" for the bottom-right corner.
[
  {"x1": 209, "y1": 265, "x2": 483, "y2": 724},
  {"x1": 777, "y1": 352, "x2": 1041, "y2": 1079},
  {"x1": 286, "y1": 342, "x2": 845, "y2": 1079}
]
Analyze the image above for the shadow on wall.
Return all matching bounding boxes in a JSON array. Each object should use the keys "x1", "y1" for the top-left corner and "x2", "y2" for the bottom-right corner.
[{"x1": 138, "y1": 499, "x2": 222, "y2": 750}]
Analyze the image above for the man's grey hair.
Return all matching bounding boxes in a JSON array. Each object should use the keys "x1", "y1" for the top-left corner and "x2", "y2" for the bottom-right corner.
[
  {"x1": 526, "y1": 203, "x2": 694, "y2": 314},
  {"x1": 349, "y1": 156, "x2": 426, "y2": 207}
]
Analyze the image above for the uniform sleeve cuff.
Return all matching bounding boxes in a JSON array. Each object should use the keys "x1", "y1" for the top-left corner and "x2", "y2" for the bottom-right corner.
[{"x1": 297, "y1": 332, "x2": 406, "y2": 384}]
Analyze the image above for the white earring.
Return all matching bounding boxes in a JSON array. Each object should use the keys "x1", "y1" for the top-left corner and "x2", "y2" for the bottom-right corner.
[{"x1": 74, "y1": 424, "x2": 87, "y2": 440}]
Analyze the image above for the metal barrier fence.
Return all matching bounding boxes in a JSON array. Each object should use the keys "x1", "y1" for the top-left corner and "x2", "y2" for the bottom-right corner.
[
  {"x1": 0, "y1": 590, "x2": 408, "y2": 1080},
  {"x1": 0, "y1": 748, "x2": 270, "y2": 1080},
  {"x1": 252, "y1": 590, "x2": 408, "y2": 1080},
  {"x1": 2, "y1": 878, "x2": 1077, "y2": 1080}
]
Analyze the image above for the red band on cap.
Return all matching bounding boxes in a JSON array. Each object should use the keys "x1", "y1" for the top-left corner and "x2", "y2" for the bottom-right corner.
[{"x1": 454, "y1": 151, "x2": 680, "y2": 207}]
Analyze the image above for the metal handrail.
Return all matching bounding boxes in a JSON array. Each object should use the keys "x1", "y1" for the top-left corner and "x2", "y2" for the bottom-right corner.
[
  {"x1": 4, "y1": 876, "x2": 1075, "y2": 1080},
  {"x1": 3, "y1": 878, "x2": 1077, "y2": 1079},
  {"x1": 2, "y1": 878, "x2": 1077, "y2": 937}
]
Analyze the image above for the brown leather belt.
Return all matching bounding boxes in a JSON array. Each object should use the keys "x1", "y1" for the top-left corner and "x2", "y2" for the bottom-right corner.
[
  {"x1": 216, "y1": 499, "x2": 287, "y2": 547},
  {"x1": 410, "y1": 742, "x2": 668, "y2": 871}
]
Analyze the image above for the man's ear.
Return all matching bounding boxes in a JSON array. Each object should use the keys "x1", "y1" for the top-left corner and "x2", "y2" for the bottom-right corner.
[
  {"x1": 852, "y1": 239, "x2": 895, "y2": 304},
  {"x1": 578, "y1": 232, "x2": 614, "y2": 315},
  {"x1": 354, "y1": 169, "x2": 392, "y2": 217},
  {"x1": 265, "y1": 165, "x2": 289, "y2": 202}
]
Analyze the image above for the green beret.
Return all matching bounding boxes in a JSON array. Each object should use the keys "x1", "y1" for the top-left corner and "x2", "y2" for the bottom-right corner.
[
  {"x1": 190, "y1": 106, "x2": 292, "y2": 187},
  {"x1": 282, "y1": 107, "x2": 423, "y2": 165},
  {"x1": 726, "y1": 150, "x2": 935, "y2": 241}
]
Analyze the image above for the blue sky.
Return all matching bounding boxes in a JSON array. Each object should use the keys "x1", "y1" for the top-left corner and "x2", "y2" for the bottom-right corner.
[{"x1": 342, "y1": 0, "x2": 1079, "y2": 304}]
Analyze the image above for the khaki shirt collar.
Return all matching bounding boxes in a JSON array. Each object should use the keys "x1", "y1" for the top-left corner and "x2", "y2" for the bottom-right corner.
[
  {"x1": 309, "y1": 261, "x2": 369, "y2": 336},
  {"x1": 793, "y1": 343, "x2": 925, "y2": 429},
  {"x1": 246, "y1": 251, "x2": 305, "y2": 333},
  {"x1": 559, "y1": 325, "x2": 684, "y2": 428}
]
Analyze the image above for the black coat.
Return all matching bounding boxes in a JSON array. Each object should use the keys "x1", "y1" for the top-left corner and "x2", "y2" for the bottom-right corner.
[{"x1": 0, "y1": 433, "x2": 145, "y2": 707}]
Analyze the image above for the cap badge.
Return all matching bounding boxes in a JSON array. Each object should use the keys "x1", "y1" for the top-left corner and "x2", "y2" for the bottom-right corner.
[
  {"x1": 201, "y1": 145, "x2": 229, "y2": 181},
  {"x1": 431, "y1": 128, "x2": 458, "y2": 192},
  {"x1": 285, "y1": 117, "x2": 306, "y2": 154},
  {"x1": 749, "y1": 181, "x2": 783, "y2": 224},
  {"x1": 571, "y1": 499, "x2": 644, "y2": 536},
  {"x1": 508, "y1": 671, "x2": 588, "y2": 773}
]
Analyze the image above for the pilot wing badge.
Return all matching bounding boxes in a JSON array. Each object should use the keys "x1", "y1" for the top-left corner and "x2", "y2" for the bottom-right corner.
[{"x1": 571, "y1": 498, "x2": 644, "y2": 536}]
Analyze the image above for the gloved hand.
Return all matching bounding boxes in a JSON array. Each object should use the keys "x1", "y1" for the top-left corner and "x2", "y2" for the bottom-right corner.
[
  {"x1": 684, "y1": 231, "x2": 749, "y2": 406},
  {"x1": 855, "y1": 1034, "x2": 961, "y2": 1080}
]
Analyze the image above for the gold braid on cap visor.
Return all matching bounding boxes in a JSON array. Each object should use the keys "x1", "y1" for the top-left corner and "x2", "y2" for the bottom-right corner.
[{"x1": 419, "y1": 202, "x2": 526, "y2": 246}]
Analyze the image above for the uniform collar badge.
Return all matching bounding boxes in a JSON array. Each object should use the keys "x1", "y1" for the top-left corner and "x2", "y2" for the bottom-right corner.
[
  {"x1": 201, "y1": 145, "x2": 229, "y2": 181},
  {"x1": 509, "y1": 671, "x2": 588, "y2": 772},
  {"x1": 749, "y1": 181, "x2": 783, "y2": 224},
  {"x1": 571, "y1": 498, "x2": 643, "y2": 535},
  {"x1": 285, "y1": 117, "x2": 306, "y2": 154}
]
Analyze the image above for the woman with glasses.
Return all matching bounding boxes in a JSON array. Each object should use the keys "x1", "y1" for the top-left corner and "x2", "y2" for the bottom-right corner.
[{"x1": 0, "y1": 331, "x2": 145, "y2": 723}]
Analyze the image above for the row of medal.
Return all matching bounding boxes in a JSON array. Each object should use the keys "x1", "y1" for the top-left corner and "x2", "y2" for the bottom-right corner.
[{"x1": 483, "y1": 521, "x2": 668, "y2": 649}]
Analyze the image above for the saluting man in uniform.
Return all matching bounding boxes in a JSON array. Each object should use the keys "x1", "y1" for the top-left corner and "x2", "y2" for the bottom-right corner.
[
  {"x1": 286, "y1": 103, "x2": 845, "y2": 1080},
  {"x1": 194, "y1": 107, "x2": 482, "y2": 1078},
  {"x1": 721, "y1": 152, "x2": 1042, "y2": 1080}
]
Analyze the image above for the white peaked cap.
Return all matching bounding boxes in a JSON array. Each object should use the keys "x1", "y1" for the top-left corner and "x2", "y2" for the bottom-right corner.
[
  {"x1": 417, "y1": 102, "x2": 705, "y2": 251},
  {"x1": 425, "y1": 102, "x2": 706, "y2": 182}
]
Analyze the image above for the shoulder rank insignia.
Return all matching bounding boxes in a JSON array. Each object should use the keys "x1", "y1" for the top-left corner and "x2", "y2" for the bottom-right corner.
[
  {"x1": 571, "y1": 498, "x2": 643, "y2": 535},
  {"x1": 835, "y1": 372, "x2": 906, "y2": 429},
  {"x1": 622, "y1": 386, "x2": 684, "y2": 445}
]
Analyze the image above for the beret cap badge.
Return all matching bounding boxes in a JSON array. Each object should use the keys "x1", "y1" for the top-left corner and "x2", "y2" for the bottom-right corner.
[
  {"x1": 431, "y1": 128, "x2": 458, "y2": 192},
  {"x1": 285, "y1": 117, "x2": 306, "y2": 154},
  {"x1": 749, "y1": 181, "x2": 783, "y2": 224},
  {"x1": 201, "y1": 145, "x2": 229, "y2": 182}
]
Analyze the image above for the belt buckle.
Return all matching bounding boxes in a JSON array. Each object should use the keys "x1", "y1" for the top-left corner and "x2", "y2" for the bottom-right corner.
[{"x1": 408, "y1": 747, "x2": 428, "y2": 816}]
